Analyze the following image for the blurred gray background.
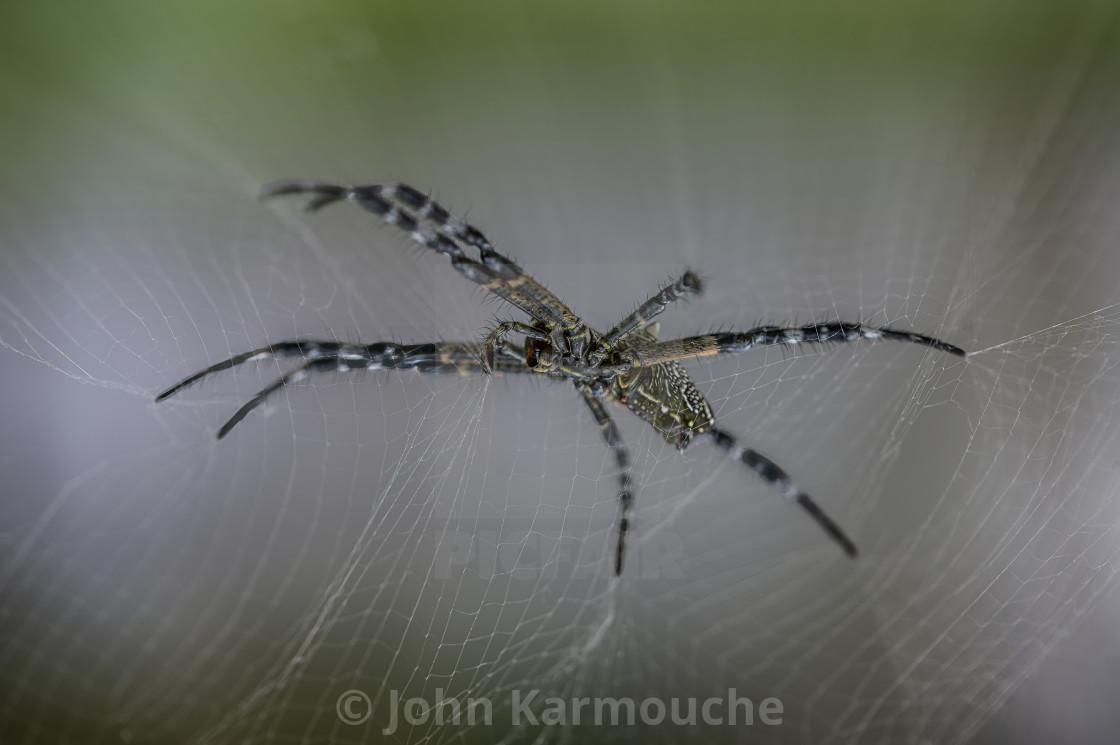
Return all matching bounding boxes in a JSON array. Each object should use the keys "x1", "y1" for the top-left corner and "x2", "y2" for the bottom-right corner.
[{"x1": 3, "y1": 2, "x2": 1120, "y2": 744}]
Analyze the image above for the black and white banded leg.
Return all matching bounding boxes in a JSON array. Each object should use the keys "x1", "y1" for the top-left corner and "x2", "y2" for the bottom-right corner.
[
  {"x1": 261, "y1": 180, "x2": 583, "y2": 337},
  {"x1": 156, "y1": 339, "x2": 532, "y2": 439},
  {"x1": 622, "y1": 321, "x2": 967, "y2": 368},
  {"x1": 581, "y1": 391, "x2": 635, "y2": 575},
  {"x1": 589, "y1": 271, "x2": 703, "y2": 364},
  {"x1": 703, "y1": 427, "x2": 858, "y2": 557}
]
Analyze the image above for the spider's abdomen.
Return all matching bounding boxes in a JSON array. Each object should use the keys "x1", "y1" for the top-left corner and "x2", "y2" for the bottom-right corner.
[{"x1": 614, "y1": 361, "x2": 713, "y2": 450}]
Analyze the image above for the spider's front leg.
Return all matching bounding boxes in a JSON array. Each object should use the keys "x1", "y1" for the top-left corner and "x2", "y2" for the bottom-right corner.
[
  {"x1": 262, "y1": 180, "x2": 585, "y2": 335},
  {"x1": 156, "y1": 339, "x2": 534, "y2": 439}
]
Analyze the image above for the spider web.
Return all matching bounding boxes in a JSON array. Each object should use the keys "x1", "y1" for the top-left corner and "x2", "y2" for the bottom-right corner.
[{"x1": 3, "y1": 3, "x2": 1120, "y2": 744}]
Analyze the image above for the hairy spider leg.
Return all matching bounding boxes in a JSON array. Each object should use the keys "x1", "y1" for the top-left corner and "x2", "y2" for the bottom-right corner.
[
  {"x1": 580, "y1": 391, "x2": 636, "y2": 575},
  {"x1": 620, "y1": 321, "x2": 966, "y2": 367},
  {"x1": 156, "y1": 339, "x2": 533, "y2": 438},
  {"x1": 704, "y1": 427, "x2": 858, "y2": 558},
  {"x1": 590, "y1": 270, "x2": 703, "y2": 364},
  {"x1": 261, "y1": 181, "x2": 589, "y2": 355}
]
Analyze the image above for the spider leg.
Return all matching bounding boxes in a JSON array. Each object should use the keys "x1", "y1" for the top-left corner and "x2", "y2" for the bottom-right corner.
[
  {"x1": 589, "y1": 271, "x2": 702, "y2": 364},
  {"x1": 407, "y1": 341, "x2": 533, "y2": 375},
  {"x1": 703, "y1": 427, "x2": 857, "y2": 558},
  {"x1": 262, "y1": 180, "x2": 584, "y2": 339},
  {"x1": 157, "y1": 339, "x2": 538, "y2": 438},
  {"x1": 618, "y1": 321, "x2": 966, "y2": 368},
  {"x1": 155, "y1": 340, "x2": 344, "y2": 401},
  {"x1": 216, "y1": 357, "x2": 337, "y2": 439},
  {"x1": 156, "y1": 340, "x2": 537, "y2": 401},
  {"x1": 580, "y1": 391, "x2": 635, "y2": 575}
]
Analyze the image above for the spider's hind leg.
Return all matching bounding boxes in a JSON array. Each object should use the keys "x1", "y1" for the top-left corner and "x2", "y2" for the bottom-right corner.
[{"x1": 703, "y1": 427, "x2": 858, "y2": 558}]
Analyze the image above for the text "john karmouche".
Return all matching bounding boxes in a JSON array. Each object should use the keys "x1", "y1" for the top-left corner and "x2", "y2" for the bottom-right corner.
[{"x1": 372, "y1": 688, "x2": 783, "y2": 733}]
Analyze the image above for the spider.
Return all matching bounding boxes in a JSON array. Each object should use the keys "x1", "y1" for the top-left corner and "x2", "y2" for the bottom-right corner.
[{"x1": 157, "y1": 179, "x2": 966, "y2": 575}]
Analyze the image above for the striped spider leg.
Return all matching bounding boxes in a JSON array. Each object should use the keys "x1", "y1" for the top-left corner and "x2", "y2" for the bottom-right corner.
[
  {"x1": 157, "y1": 179, "x2": 966, "y2": 576},
  {"x1": 155, "y1": 340, "x2": 534, "y2": 439}
]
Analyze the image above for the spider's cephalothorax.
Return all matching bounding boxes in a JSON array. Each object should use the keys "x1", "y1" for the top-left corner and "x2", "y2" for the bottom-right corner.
[{"x1": 157, "y1": 180, "x2": 967, "y2": 576}]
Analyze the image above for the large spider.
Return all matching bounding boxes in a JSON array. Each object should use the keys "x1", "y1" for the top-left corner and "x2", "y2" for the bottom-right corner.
[{"x1": 157, "y1": 180, "x2": 966, "y2": 575}]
